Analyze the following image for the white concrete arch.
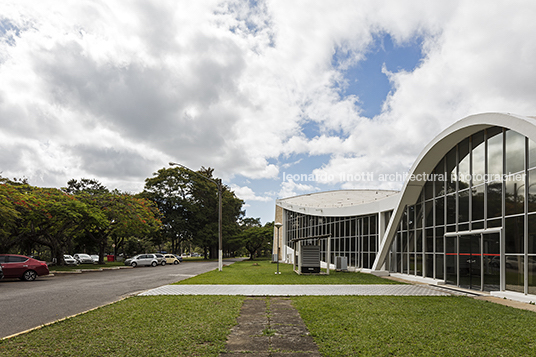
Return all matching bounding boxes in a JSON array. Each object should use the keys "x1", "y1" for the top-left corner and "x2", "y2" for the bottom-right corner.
[{"x1": 372, "y1": 112, "x2": 536, "y2": 271}]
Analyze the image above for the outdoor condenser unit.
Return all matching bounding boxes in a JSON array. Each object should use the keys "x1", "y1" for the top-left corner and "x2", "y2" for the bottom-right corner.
[
  {"x1": 335, "y1": 256, "x2": 348, "y2": 271},
  {"x1": 300, "y1": 245, "x2": 320, "y2": 273}
]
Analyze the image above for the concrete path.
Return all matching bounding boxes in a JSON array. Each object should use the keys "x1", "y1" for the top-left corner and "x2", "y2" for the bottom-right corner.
[
  {"x1": 139, "y1": 284, "x2": 450, "y2": 296},
  {"x1": 220, "y1": 297, "x2": 321, "y2": 357}
]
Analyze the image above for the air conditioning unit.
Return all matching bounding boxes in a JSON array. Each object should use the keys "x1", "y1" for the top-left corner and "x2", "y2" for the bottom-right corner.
[
  {"x1": 335, "y1": 256, "x2": 348, "y2": 271},
  {"x1": 300, "y1": 245, "x2": 320, "y2": 273}
]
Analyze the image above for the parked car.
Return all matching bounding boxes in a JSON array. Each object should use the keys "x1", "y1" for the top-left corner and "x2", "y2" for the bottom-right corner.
[
  {"x1": 154, "y1": 253, "x2": 166, "y2": 266},
  {"x1": 0, "y1": 254, "x2": 49, "y2": 281},
  {"x1": 74, "y1": 253, "x2": 95, "y2": 264},
  {"x1": 124, "y1": 254, "x2": 159, "y2": 267},
  {"x1": 63, "y1": 255, "x2": 79, "y2": 266},
  {"x1": 0, "y1": 265, "x2": 3, "y2": 280},
  {"x1": 164, "y1": 254, "x2": 181, "y2": 265},
  {"x1": 90, "y1": 255, "x2": 99, "y2": 263},
  {"x1": 174, "y1": 254, "x2": 184, "y2": 263}
]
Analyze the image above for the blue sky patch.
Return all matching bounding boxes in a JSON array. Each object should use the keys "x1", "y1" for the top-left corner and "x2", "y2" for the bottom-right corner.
[{"x1": 334, "y1": 33, "x2": 424, "y2": 118}]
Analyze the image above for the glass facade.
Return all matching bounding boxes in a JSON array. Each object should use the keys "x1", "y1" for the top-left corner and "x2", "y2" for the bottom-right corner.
[
  {"x1": 284, "y1": 210, "x2": 379, "y2": 269},
  {"x1": 389, "y1": 127, "x2": 536, "y2": 294}
]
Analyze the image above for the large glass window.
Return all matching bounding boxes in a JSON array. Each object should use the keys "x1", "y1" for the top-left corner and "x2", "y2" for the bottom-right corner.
[
  {"x1": 284, "y1": 210, "x2": 380, "y2": 269},
  {"x1": 505, "y1": 173, "x2": 525, "y2": 216},
  {"x1": 529, "y1": 139, "x2": 536, "y2": 170},
  {"x1": 472, "y1": 184, "x2": 485, "y2": 221},
  {"x1": 435, "y1": 158, "x2": 446, "y2": 196},
  {"x1": 528, "y1": 169, "x2": 536, "y2": 213},
  {"x1": 487, "y1": 182, "x2": 502, "y2": 219},
  {"x1": 472, "y1": 131, "x2": 486, "y2": 185},
  {"x1": 446, "y1": 148, "x2": 457, "y2": 194},
  {"x1": 458, "y1": 138, "x2": 470, "y2": 189},
  {"x1": 505, "y1": 255, "x2": 524, "y2": 293},
  {"x1": 505, "y1": 130, "x2": 525, "y2": 175},
  {"x1": 435, "y1": 197, "x2": 444, "y2": 225},
  {"x1": 458, "y1": 189, "x2": 470, "y2": 223},
  {"x1": 425, "y1": 201, "x2": 434, "y2": 228},
  {"x1": 487, "y1": 128, "x2": 503, "y2": 178},
  {"x1": 529, "y1": 214, "x2": 536, "y2": 254},
  {"x1": 446, "y1": 194, "x2": 456, "y2": 225},
  {"x1": 505, "y1": 216, "x2": 524, "y2": 254}
]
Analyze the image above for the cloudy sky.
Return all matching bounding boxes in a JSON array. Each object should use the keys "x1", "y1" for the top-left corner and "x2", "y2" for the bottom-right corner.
[{"x1": 1, "y1": 1, "x2": 536, "y2": 223}]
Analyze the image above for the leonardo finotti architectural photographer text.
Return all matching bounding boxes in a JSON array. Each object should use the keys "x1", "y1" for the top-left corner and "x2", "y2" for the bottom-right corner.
[{"x1": 281, "y1": 172, "x2": 525, "y2": 183}]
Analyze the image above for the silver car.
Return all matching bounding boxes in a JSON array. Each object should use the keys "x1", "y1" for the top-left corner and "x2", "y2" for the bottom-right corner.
[
  {"x1": 154, "y1": 253, "x2": 166, "y2": 266},
  {"x1": 124, "y1": 254, "x2": 158, "y2": 267},
  {"x1": 74, "y1": 253, "x2": 94, "y2": 264}
]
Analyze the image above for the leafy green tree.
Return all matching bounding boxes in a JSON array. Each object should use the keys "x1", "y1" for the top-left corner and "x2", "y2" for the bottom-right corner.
[
  {"x1": 238, "y1": 220, "x2": 274, "y2": 260},
  {"x1": 0, "y1": 183, "x2": 24, "y2": 252},
  {"x1": 63, "y1": 178, "x2": 109, "y2": 195},
  {"x1": 140, "y1": 167, "x2": 193, "y2": 254},
  {"x1": 182, "y1": 167, "x2": 244, "y2": 259},
  {"x1": 141, "y1": 166, "x2": 244, "y2": 259},
  {"x1": 63, "y1": 179, "x2": 162, "y2": 263},
  {"x1": 2, "y1": 184, "x2": 98, "y2": 264}
]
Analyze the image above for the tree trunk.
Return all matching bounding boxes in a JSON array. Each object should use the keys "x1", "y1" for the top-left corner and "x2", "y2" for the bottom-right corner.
[{"x1": 99, "y1": 240, "x2": 106, "y2": 264}]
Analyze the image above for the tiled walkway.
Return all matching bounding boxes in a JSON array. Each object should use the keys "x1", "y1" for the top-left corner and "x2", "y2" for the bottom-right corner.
[{"x1": 139, "y1": 284, "x2": 450, "y2": 296}]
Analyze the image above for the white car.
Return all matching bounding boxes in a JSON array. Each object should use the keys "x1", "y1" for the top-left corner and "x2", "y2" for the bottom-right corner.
[
  {"x1": 74, "y1": 253, "x2": 95, "y2": 264},
  {"x1": 124, "y1": 254, "x2": 159, "y2": 267},
  {"x1": 63, "y1": 255, "x2": 79, "y2": 266},
  {"x1": 90, "y1": 255, "x2": 99, "y2": 263}
]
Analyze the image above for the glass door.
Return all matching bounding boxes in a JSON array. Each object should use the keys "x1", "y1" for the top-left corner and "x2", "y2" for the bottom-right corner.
[
  {"x1": 445, "y1": 231, "x2": 501, "y2": 292},
  {"x1": 482, "y1": 232, "x2": 500, "y2": 291},
  {"x1": 459, "y1": 234, "x2": 481, "y2": 290},
  {"x1": 445, "y1": 236, "x2": 457, "y2": 285}
]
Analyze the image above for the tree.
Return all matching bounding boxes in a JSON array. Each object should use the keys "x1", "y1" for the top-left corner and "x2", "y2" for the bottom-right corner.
[
  {"x1": 140, "y1": 167, "x2": 193, "y2": 254},
  {"x1": 63, "y1": 178, "x2": 109, "y2": 195},
  {"x1": 3, "y1": 184, "x2": 98, "y2": 264},
  {"x1": 185, "y1": 167, "x2": 244, "y2": 259},
  {"x1": 239, "y1": 220, "x2": 274, "y2": 260},
  {"x1": 63, "y1": 179, "x2": 162, "y2": 263},
  {"x1": 141, "y1": 166, "x2": 244, "y2": 259},
  {"x1": 0, "y1": 183, "x2": 24, "y2": 252}
]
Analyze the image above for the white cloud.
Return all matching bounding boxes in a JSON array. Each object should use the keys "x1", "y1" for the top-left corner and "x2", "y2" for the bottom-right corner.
[
  {"x1": 278, "y1": 179, "x2": 319, "y2": 199},
  {"x1": 230, "y1": 184, "x2": 272, "y2": 202},
  {"x1": 1, "y1": 0, "x2": 536, "y2": 222}
]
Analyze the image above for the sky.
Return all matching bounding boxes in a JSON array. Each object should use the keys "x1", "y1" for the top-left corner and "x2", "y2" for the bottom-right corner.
[{"x1": 1, "y1": 1, "x2": 536, "y2": 224}]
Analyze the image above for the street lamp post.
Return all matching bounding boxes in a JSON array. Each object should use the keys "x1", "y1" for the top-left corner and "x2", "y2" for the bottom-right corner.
[
  {"x1": 274, "y1": 222, "x2": 282, "y2": 274},
  {"x1": 169, "y1": 162, "x2": 223, "y2": 272}
]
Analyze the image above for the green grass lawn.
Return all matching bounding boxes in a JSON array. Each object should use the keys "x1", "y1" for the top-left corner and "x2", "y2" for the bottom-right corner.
[
  {"x1": 0, "y1": 296, "x2": 244, "y2": 357},
  {"x1": 4, "y1": 258, "x2": 536, "y2": 356},
  {"x1": 175, "y1": 259, "x2": 402, "y2": 285},
  {"x1": 293, "y1": 295, "x2": 536, "y2": 356}
]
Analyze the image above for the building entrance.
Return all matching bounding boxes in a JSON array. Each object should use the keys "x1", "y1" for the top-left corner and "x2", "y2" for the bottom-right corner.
[{"x1": 445, "y1": 231, "x2": 501, "y2": 292}]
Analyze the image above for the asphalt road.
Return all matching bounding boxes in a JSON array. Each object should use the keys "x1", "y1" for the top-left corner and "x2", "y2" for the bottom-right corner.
[{"x1": 0, "y1": 259, "x2": 239, "y2": 339}]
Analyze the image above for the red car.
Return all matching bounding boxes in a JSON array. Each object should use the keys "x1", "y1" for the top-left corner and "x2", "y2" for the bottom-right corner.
[{"x1": 0, "y1": 254, "x2": 49, "y2": 281}]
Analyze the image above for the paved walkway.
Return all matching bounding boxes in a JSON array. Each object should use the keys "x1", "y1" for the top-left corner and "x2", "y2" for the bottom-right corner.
[
  {"x1": 139, "y1": 284, "x2": 450, "y2": 296},
  {"x1": 220, "y1": 297, "x2": 321, "y2": 356}
]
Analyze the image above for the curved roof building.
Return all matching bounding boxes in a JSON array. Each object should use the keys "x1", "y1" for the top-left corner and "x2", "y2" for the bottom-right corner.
[{"x1": 274, "y1": 112, "x2": 536, "y2": 302}]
